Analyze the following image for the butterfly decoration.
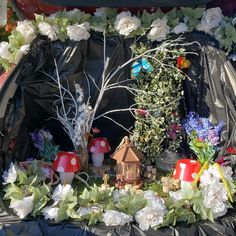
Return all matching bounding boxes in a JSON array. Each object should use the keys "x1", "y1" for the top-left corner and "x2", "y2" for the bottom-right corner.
[{"x1": 131, "y1": 58, "x2": 153, "y2": 78}]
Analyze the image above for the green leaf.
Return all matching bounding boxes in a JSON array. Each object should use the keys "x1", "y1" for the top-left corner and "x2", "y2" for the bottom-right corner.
[
  {"x1": 3, "y1": 183, "x2": 24, "y2": 201},
  {"x1": 141, "y1": 10, "x2": 153, "y2": 27},
  {"x1": 88, "y1": 211, "x2": 103, "y2": 225},
  {"x1": 57, "y1": 204, "x2": 70, "y2": 222},
  {"x1": 17, "y1": 170, "x2": 28, "y2": 185},
  {"x1": 115, "y1": 192, "x2": 147, "y2": 216}
]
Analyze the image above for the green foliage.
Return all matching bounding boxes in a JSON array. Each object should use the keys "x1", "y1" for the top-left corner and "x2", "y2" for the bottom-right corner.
[
  {"x1": 3, "y1": 162, "x2": 52, "y2": 217},
  {"x1": 189, "y1": 138, "x2": 215, "y2": 164},
  {"x1": 114, "y1": 190, "x2": 147, "y2": 215},
  {"x1": 180, "y1": 7, "x2": 205, "y2": 31},
  {"x1": 216, "y1": 23, "x2": 236, "y2": 54},
  {"x1": 143, "y1": 182, "x2": 167, "y2": 198},
  {"x1": 161, "y1": 186, "x2": 214, "y2": 228},
  {"x1": 132, "y1": 43, "x2": 184, "y2": 165},
  {"x1": 78, "y1": 184, "x2": 114, "y2": 207}
]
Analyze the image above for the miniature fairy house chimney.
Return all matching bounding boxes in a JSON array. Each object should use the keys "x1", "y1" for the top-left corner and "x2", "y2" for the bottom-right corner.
[{"x1": 112, "y1": 136, "x2": 142, "y2": 183}]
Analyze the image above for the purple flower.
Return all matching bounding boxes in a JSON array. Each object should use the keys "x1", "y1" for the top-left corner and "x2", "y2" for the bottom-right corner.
[
  {"x1": 208, "y1": 129, "x2": 220, "y2": 146},
  {"x1": 183, "y1": 112, "x2": 223, "y2": 146},
  {"x1": 30, "y1": 131, "x2": 44, "y2": 152}
]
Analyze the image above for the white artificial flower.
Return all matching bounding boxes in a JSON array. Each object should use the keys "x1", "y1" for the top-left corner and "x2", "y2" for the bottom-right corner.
[
  {"x1": 197, "y1": 7, "x2": 224, "y2": 34},
  {"x1": 200, "y1": 165, "x2": 233, "y2": 187},
  {"x1": 112, "y1": 189, "x2": 128, "y2": 202},
  {"x1": 20, "y1": 44, "x2": 30, "y2": 54},
  {"x1": 77, "y1": 206, "x2": 101, "y2": 217},
  {"x1": 14, "y1": 44, "x2": 30, "y2": 64},
  {"x1": 169, "y1": 182, "x2": 194, "y2": 202},
  {"x1": 94, "y1": 7, "x2": 107, "y2": 17},
  {"x1": 0, "y1": 42, "x2": 12, "y2": 61},
  {"x1": 15, "y1": 20, "x2": 36, "y2": 43},
  {"x1": 172, "y1": 22, "x2": 188, "y2": 34},
  {"x1": 38, "y1": 22, "x2": 59, "y2": 41},
  {"x1": 202, "y1": 182, "x2": 229, "y2": 218},
  {"x1": 42, "y1": 206, "x2": 59, "y2": 221},
  {"x1": 135, "y1": 190, "x2": 166, "y2": 231},
  {"x1": 102, "y1": 210, "x2": 133, "y2": 226},
  {"x1": 114, "y1": 11, "x2": 141, "y2": 36},
  {"x1": 66, "y1": 23, "x2": 90, "y2": 41},
  {"x1": 147, "y1": 17, "x2": 170, "y2": 42},
  {"x1": 52, "y1": 184, "x2": 74, "y2": 203},
  {"x1": 2, "y1": 163, "x2": 18, "y2": 184},
  {"x1": 10, "y1": 195, "x2": 34, "y2": 219}
]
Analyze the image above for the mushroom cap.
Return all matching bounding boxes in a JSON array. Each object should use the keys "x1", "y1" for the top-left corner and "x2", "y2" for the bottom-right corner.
[
  {"x1": 173, "y1": 158, "x2": 201, "y2": 182},
  {"x1": 88, "y1": 137, "x2": 111, "y2": 153},
  {"x1": 52, "y1": 151, "x2": 80, "y2": 173}
]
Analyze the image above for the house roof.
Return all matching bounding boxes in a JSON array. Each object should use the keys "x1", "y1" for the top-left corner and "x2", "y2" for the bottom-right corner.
[{"x1": 112, "y1": 144, "x2": 143, "y2": 162}]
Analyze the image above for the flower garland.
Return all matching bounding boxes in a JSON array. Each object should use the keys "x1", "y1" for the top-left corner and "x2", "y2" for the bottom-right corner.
[
  {"x1": 2, "y1": 161, "x2": 236, "y2": 230},
  {"x1": 0, "y1": 7, "x2": 236, "y2": 70}
]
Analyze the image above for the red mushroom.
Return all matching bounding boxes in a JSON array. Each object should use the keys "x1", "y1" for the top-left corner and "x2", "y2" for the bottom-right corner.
[
  {"x1": 52, "y1": 151, "x2": 80, "y2": 184},
  {"x1": 88, "y1": 137, "x2": 111, "y2": 166},
  {"x1": 173, "y1": 159, "x2": 201, "y2": 183}
]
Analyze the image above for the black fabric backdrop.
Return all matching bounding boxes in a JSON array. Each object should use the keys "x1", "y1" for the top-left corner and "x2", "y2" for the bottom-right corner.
[
  {"x1": 0, "y1": 31, "x2": 236, "y2": 235},
  {"x1": 3, "y1": 31, "x2": 235, "y2": 164}
]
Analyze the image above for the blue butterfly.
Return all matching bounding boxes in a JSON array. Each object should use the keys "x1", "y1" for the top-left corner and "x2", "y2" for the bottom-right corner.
[{"x1": 131, "y1": 58, "x2": 153, "y2": 78}]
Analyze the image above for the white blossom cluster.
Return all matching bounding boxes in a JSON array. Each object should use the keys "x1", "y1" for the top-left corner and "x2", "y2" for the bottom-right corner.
[
  {"x1": 42, "y1": 184, "x2": 74, "y2": 221},
  {"x1": 200, "y1": 165, "x2": 232, "y2": 218},
  {"x1": 135, "y1": 191, "x2": 166, "y2": 231}
]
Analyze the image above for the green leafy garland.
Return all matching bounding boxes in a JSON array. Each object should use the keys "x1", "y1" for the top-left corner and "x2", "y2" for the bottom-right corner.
[
  {"x1": 1, "y1": 6, "x2": 236, "y2": 71},
  {"x1": 131, "y1": 42, "x2": 185, "y2": 164}
]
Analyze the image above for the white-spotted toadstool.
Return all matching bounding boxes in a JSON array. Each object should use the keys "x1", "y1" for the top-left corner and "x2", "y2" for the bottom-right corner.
[
  {"x1": 89, "y1": 137, "x2": 111, "y2": 166},
  {"x1": 52, "y1": 151, "x2": 80, "y2": 184}
]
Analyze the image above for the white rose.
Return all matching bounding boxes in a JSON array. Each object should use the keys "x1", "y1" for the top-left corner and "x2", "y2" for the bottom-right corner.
[
  {"x1": 66, "y1": 23, "x2": 90, "y2": 41},
  {"x1": 200, "y1": 165, "x2": 233, "y2": 187},
  {"x1": 135, "y1": 191, "x2": 166, "y2": 231},
  {"x1": 147, "y1": 17, "x2": 170, "y2": 42},
  {"x1": 14, "y1": 44, "x2": 30, "y2": 64},
  {"x1": 38, "y1": 22, "x2": 59, "y2": 41},
  {"x1": 2, "y1": 163, "x2": 18, "y2": 184},
  {"x1": 202, "y1": 182, "x2": 229, "y2": 218},
  {"x1": 114, "y1": 11, "x2": 141, "y2": 36},
  {"x1": 103, "y1": 210, "x2": 133, "y2": 226},
  {"x1": 112, "y1": 189, "x2": 128, "y2": 202},
  {"x1": 77, "y1": 206, "x2": 101, "y2": 217},
  {"x1": 42, "y1": 206, "x2": 59, "y2": 221},
  {"x1": 10, "y1": 195, "x2": 34, "y2": 219},
  {"x1": 172, "y1": 22, "x2": 188, "y2": 34},
  {"x1": 135, "y1": 205, "x2": 166, "y2": 231},
  {"x1": 16, "y1": 20, "x2": 36, "y2": 44},
  {"x1": 197, "y1": 7, "x2": 224, "y2": 34},
  {"x1": 0, "y1": 42, "x2": 12, "y2": 61},
  {"x1": 52, "y1": 184, "x2": 74, "y2": 203}
]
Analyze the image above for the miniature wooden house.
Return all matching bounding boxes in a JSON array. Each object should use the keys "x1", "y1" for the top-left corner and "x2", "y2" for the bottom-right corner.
[{"x1": 112, "y1": 137, "x2": 143, "y2": 183}]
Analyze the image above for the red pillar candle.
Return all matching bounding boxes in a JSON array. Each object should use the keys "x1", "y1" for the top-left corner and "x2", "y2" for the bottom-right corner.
[{"x1": 173, "y1": 159, "x2": 201, "y2": 182}]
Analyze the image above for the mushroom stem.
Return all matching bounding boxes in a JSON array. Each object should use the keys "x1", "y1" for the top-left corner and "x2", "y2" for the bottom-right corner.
[
  {"x1": 59, "y1": 172, "x2": 75, "y2": 185},
  {"x1": 91, "y1": 153, "x2": 104, "y2": 167}
]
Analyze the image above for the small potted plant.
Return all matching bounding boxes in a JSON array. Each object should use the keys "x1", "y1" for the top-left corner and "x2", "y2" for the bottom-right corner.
[{"x1": 89, "y1": 137, "x2": 111, "y2": 166}]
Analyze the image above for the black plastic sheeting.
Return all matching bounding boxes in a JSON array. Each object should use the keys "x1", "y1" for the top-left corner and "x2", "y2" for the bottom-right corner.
[
  {"x1": 0, "y1": 208, "x2": 236, "y2": 236},
  {"x1": 3, "y1": 34, "x2": 136, "y2": 163},
  {"x1": 1, "y1": 31, "x2": 236, "y2": 168}
]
